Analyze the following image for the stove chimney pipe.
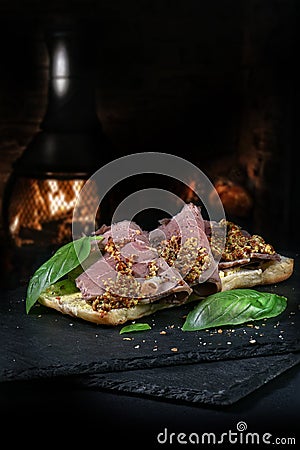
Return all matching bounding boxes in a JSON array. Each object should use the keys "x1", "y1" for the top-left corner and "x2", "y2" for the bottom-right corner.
[{"x1": 12, "y1": 22, "x2": 108, "y2": 178}]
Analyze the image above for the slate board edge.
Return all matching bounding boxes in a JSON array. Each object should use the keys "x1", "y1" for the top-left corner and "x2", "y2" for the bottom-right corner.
[
  {"x1": 1, "y1": 341, "x2": 300, "y2": 384},
  {"x1": 76, "y1": 353, "x2": 300, "y2": 406}
]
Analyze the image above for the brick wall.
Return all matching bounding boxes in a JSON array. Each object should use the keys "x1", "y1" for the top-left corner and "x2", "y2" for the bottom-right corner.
[{"x1": 0, "y1": 0, "x2": 298, "y2": 247}]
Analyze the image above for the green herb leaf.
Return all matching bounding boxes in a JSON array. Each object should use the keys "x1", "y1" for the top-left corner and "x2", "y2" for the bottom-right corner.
[
  {"x1": 120, "y1": 323, "x2": 152, "y2": 334},
  {"x1": 182, "y1": 288, "x2": 287, "y2": 331},
  {"x1": 26, "y1": 236, "x2": 101, "y2": 313}
]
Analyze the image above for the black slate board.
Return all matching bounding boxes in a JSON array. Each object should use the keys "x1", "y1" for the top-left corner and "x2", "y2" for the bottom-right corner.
[
  {"x1": 76, "y1": 352, "x2": 300, "y2": 405},
  {"x1": 1, "y1": 252, "x2": 299, "y2": 383}
]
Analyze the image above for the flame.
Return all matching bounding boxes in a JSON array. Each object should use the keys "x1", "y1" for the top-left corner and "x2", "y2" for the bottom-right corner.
[
  {"x1": 47, "y1": 179, "x2": 83, "y2": 217},
  {"x1": 8, "y1": 177, "x2": 98, "y2": 246},
  {"x1": 184, "y1": 180, "x2": 197, "y2": 203},
  {"x1": 9, "y1": 214, "x2": 20, "y2": 235}
]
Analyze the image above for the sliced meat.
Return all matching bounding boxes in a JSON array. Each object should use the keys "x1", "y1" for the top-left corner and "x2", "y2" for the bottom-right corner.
[
  {"x1": 149, "y1": 203, "x2": 221, "y2": 291},
  {"x1": 203, "y1": 219, "x2": 282, "y2": 277},
  {"x1": 82, "y1": 204, "x2": 285, "y2": 307},
  {"x1": 219, "y1": 258, "x2": 251, "y2": 269},
  {"x1": 250, "y1": 252, "x2": 281, "y2": 261},
  {"x1": 218, "y1": 253, "x2": 280, "y2": 270},
  {"x1": 76, "y1": 232, "x2": 192, "y2": 305},
  {"x1": 75, "y1": 259, "x2": 109, "y2": 299},
  {"x1": 192, "y1": 265, "x2": 222, "y2": 297},
  {"x1": 95, "y1": 220, "x2": 146, "y2": 247},
  {"x1": 153, "y1": 203, "x2": 206, "y2": 243},
  {"x1": 120, "y1": 240, "x2": 157, "y2": 262}
]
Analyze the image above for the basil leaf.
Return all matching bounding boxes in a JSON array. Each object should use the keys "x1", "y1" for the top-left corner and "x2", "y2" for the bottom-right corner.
[
  {"x1": 26, "y1": 236, "x2": 99, "y2": 313},
  {"x1": 182, "y1": 289, "x2": 287, "y2": 331},
  {"x1": 120, "y1": 323, "x2": 152, "y2": 334}
]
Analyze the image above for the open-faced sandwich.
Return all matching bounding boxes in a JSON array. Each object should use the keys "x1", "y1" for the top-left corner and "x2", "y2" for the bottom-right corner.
[{"x1": 26, "y1": 203, "x2": 294, "y2": 326}]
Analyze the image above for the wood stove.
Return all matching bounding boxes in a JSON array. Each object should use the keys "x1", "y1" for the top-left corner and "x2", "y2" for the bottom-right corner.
[
  {"x1": 0, "y1": 0, "x2": 298, "y2": 292},
  {"x1": 2, "y1": 23, "x2": 110, "y2": 247}
]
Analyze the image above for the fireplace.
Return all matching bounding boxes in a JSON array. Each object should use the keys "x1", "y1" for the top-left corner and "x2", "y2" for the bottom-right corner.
[
  {"x1": 5, "y1": 177, "x2": 99, "y2": 246},
  {"x1": 0, "y1": 0, "x2": 298, "y2": 268},
  {"x1": 2, "y1": 22, "x2": 110, "y2": 247}
]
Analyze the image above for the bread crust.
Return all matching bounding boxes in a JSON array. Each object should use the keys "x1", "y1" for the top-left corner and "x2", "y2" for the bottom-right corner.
[
  {"x1": 220, "y1": 255, "x2": 294, "y2": 291},
  {"x1": 38, "y1": 255, "x2": 294, "y2": 326},
  {"x1": 38, "y1": 292, "x2": 184, "y2": 326}
]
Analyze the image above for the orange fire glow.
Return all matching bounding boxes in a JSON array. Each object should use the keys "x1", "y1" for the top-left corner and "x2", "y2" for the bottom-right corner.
[
  {"x1": 47, "y1": 179, "x2": 83, "y2": 218},
  {"x1": 182, "y1": 179, "x2": 201, "y2": 204},
  {"x1": 8, "y1": 178, "x2": 99, "y2": 246}
]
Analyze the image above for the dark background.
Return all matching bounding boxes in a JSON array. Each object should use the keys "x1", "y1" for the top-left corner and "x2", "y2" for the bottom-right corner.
[
  {"x1": 0, "y1": 0, "x2": 299, "y2": 251},
  {"x1": 0, "y1": 2, "x2": 299, "y2": 443}
]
